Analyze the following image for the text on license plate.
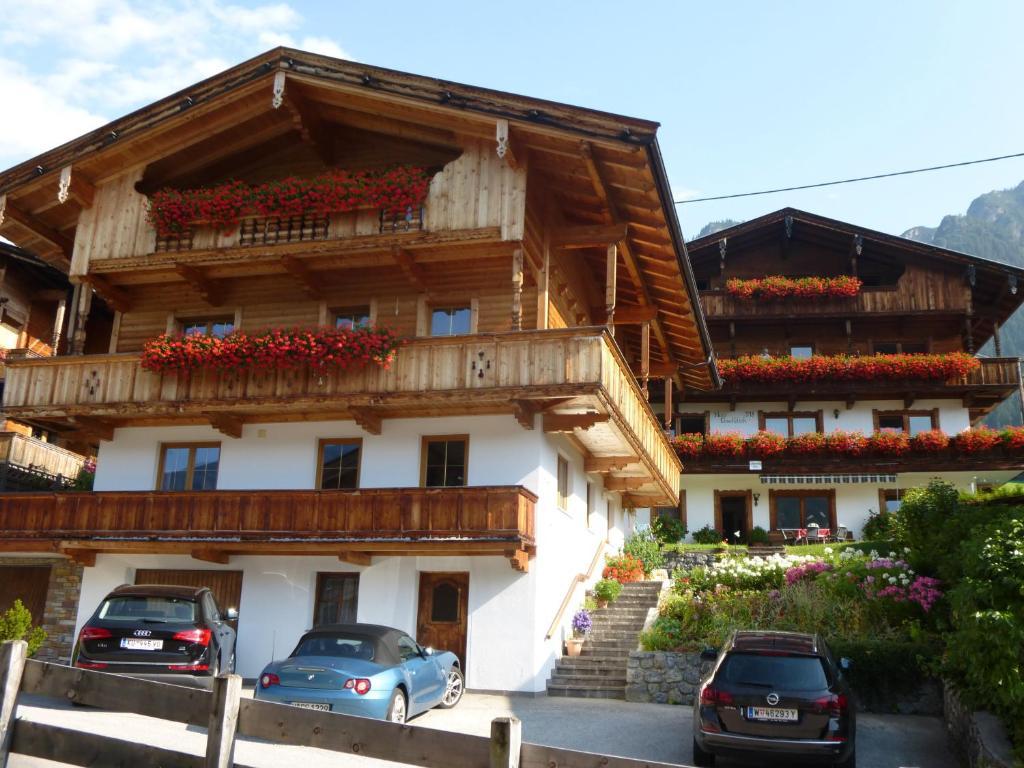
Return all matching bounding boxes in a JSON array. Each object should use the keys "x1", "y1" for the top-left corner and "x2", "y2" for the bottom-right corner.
[
  {"x1": 119, "y1": 638, "x2": 163, "y2": 651},
  {"x1": 291, "y1": 702, "x2": 331, "y2": 711},
  {"x1": 746, "y1": 706, "x2": 798, "y2": 722}
]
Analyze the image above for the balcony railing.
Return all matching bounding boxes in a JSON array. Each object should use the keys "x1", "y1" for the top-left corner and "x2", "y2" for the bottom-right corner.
[
  {"x1": 0, "y1": 486, "x2": 536, "y2": 569},
  {"x1": 0, "y1": 432, "x2": 86, "y2": 480},
  {"x1": 2, "y1": 328, "x2": 682, "y2": 504}
]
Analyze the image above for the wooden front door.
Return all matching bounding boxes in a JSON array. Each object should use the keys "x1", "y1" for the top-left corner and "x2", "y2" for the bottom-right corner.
[
  {"x1": 416, "y1": 572, "x2": 469, "y2": 669},
  {"x1": 135, "y1": 569, "x2": 243, "y2": 630},
  {"x1": 0, "y1": 565, "x2": 51, "y2": 624}
]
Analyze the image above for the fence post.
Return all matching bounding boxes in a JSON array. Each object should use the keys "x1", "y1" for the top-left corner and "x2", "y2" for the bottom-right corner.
[
  {"x1": 489, "y1": 716, "x2": 521, "y2": 768},
  {"x1": 0, "y1": 640, "x2": 28, "y2": 768},
  {"x1": 204, "y1": 674, "x2": 242, "y2": 768}
]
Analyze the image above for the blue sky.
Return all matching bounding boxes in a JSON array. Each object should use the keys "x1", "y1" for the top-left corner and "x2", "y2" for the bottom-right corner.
[{"x1": 3, "y1": 0, "x2": 1022, "y2": 238}]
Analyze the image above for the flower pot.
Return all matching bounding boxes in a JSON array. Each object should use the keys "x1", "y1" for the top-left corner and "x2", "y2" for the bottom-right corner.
[
  {"x1": 566, "y1": 637, "x2": 585, "y2": 657},
  {"x1": 596, "y1": 599, "x2": 609, "y2": 609}
]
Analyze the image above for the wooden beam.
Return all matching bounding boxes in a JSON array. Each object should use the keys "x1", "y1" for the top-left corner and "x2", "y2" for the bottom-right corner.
[
  {"x1": 507, "y1": 549, "x2": 530, "y2": 573},
  {"x1": 58, "y1": 166, "x2": 96, "y2": 208},
  {"x1": 207, "y1": 413, "x2": 244, "y2": 439},
  {"x1": 80, "y1": 275, "x2": 131, "y2": 313},
  {"x1": 537, "y1": 230, "x2": 550, "y2": 329},
  {"x1": 68, "y1": 417, "x2": 114, "y2": 442},
  {"x1": 543, "y1": 412, "x2": 609, "y2": 432},
  {"x1": 634, "y1": 360, "x2": 678, "y2": 377},
  {"x1": 0, "y1": 202, "x2": 73, "y2": 256},
  {"x1": 640, "y1": 320, "x2": 651, "y2": 399},
  {"x1": 594, "y1": 304, "x2": 658, "y2": 324},
  {"x1": 510, "y1": 399, "x2": 540, "y2": 430},
  {"x1": 192, "y1": 549, "x2": 230, "y2": 565},
  {"x1": 280, "y1": 256, "x2": 324, "y2": 300},
  {"x1": 664, "y1": 375, "x2": 673, "y2": 430},
  {"x1": 392, "y1": 246, "x2": 430, "y2": 295},
  {"x1": 549, "y1": 223, "x2": 628, "y2": 248},
  {"x1": 511, "y1": 248, "x2": 524, "y2": 331},
  {"x1": 605, "y1": 243, "x2": 617, "y2": 334},
  {"x1": 63, "y1": 548, "x2": 96, "y2": 567},
  {"x1": 604, "y1": 476, "x2": 649, "y2": 492},
  {"x1": 175, "y1": 263, "x2": 224, "y2": 306},
  {"x1": 282, "y1": 90, "x2": 334, "y2": 165},
  {"x1": 350, "y1": 406, "x2": 382, "y2": 435},
  {"x1": 584, "y1": 455, "x2": 638, "y2": 473},
  {"x1": 338, "y1": 552, "x2": 372, "y2": 566}
]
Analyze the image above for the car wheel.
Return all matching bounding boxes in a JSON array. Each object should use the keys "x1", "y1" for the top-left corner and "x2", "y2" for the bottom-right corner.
[
  {"x1": 439, "y1": 667, "x2": 464, "y2": 709},
  {"x1": 692, "y1": 737, "x2": 715, "y2": 767},
  {"x1": 386, "y1": 689, "x2": 407, "y2": 723},
  {"x1": 834, "y1": 749, "x2": 856, "y2": 768}
]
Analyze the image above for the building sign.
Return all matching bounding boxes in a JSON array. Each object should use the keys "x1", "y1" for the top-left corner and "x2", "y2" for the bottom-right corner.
[{"x1": 710, "y1": 410, "x2": 757, "y2": 434}]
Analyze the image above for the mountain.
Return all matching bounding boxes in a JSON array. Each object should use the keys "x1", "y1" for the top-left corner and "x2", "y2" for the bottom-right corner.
[
  {"x1": 695, "y1": 219, "x2": 742, "y2": 239},
  {"x1": 902, "y1": 181, "x2": 1024, "y2": 426}
]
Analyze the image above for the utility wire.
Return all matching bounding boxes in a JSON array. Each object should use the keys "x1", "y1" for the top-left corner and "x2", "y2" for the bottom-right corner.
[{"x1": 675, "y1": 151, "x2": 1024, "y2": 204}]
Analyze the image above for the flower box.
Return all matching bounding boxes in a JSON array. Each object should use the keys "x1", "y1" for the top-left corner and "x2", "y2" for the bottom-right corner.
[
  {"x1": 717, "y1": 352, "x2": 980, "y2": 385},
  {"x1": 725, "y1": 275, "x2": 862, "y2": 301}
]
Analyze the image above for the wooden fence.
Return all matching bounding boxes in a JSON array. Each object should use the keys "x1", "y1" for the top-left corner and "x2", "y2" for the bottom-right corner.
[{"x1": 0, "y1": 641, "x2": 682, "y2": 768}]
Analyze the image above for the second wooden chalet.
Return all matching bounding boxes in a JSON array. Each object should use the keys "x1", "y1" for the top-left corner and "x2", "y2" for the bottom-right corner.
[
  {"x1": 660, "y1": 208, "x2": 1024, "y2": 542},
  {"x1": 0, "y1": 49, "x2": 715, "y2": 686}
]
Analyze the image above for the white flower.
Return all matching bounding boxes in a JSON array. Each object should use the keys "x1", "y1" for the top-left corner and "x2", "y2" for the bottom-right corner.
[{"x1": 824, "y1": 547, "x2": 833, "y2": 554}]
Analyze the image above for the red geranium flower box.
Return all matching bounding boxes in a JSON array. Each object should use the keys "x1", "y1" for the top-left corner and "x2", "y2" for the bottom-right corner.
[{"x1": 725, "y1": 275, "x2": 862, "y2": 301}]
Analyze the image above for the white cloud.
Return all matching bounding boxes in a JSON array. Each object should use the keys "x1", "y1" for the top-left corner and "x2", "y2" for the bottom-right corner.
[{"x1": 670, "y1": 185, "x2": 702, "y2": 201}]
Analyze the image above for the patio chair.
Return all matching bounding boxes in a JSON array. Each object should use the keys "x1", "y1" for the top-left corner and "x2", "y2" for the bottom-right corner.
[
  {"x1": 831, "y1": 525, "x2": 849, "y2": 542},
  {"x1": 805, "y1": 527, "x2": 822, "y2": 544}
]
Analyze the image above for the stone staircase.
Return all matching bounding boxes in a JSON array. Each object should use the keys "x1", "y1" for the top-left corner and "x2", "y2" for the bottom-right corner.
[{"x1": 546, "y1": 580, "x2": 662, "y2": 699}]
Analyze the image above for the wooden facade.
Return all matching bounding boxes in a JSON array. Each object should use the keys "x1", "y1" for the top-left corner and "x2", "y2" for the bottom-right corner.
[{"x1": 0, "y1": 486, "x2": 537, "y2": 569}]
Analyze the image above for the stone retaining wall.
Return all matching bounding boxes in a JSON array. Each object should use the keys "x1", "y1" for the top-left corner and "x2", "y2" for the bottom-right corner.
[
  {"x1": 625, "y1": 651, "x2": 708, "y2": 704},
  {"x1": 944, "y1": 683, "x2": 1016, "y2": 768},
  {"x1": 663, "y1": 551, "x2": 717, "y2": 574}
]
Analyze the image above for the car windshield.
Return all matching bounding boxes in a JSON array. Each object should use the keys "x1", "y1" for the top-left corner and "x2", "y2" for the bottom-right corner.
[
  {"x1": 293, "y1": 634, "x2": 376, "y2": 662},
  {"x1": 718, "y1": 652, "x2": 830, "y2": 691},
  {"x1": 98, "y1": 596, "x2": 197, "y2": 623}
]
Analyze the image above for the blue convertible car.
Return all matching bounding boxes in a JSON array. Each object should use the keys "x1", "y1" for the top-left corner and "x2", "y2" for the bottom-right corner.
[{"x1": 253, "y1": 623, "x2": 464, "y2": 722}]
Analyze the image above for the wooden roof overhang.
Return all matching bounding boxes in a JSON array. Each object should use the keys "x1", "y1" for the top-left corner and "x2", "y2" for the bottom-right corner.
[
  {"x1": 686, "y1": 208, "x2": 1024, "y2": 348},
  {"x1": 0, "y1": 48, "x2": 717, "y2": 392}
]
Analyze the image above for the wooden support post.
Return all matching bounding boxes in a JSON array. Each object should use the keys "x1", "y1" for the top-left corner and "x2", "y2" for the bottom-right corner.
[
  {"x1": 489, "y1": 716, "x2": 521, "y2": 768},
  {"x1": 511, "y1": 248, "x2": 524, "y2": 331},
  {"x1": 640, "y1": 321, "x2": 650, "y2": 400},
  {"x1": 537, "y1": 233, "x2": 550, "y2": 330},
  {"x1": 0, "y1": 640, "x2": 28, "y2": 768},
  {"x1": 664, "y1": 375, "x2": 673, "y2": 431},
  {"x1": 605, "y1": 243, "x2": 617, "y2": 336},
  {"x1": 70, "y1": 284, "x2": 92, "y2": 355},
  {"x1": 994, "y1": 319, "x2": 1002, "y2": 356},
  {"x1": 205, "y1": 673, "x2": 242, "y2": 768}
]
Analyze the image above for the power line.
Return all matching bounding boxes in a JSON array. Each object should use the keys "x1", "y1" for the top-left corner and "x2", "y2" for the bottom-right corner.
[{"x1": 675, "y1": 151, "x2": 1024, "y2": 204}]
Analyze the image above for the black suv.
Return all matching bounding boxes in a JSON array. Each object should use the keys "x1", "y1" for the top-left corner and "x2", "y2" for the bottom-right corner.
[
  {"x1": 72, "y1": 584, "x2": 237, "y2": 688},
  {"x1": 692, "y1": 630, "x2": 855, "y2": 767}
]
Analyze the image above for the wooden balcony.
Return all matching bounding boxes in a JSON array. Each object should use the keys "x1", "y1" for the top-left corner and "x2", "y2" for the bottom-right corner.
[
  {"x1": 1, "y1": 327, "x2": 682, "y2": 504},
  {"x1": 0, "y1": 485, "x2": 537, "y2": 570},
  {"x1": 0, "y1": 432, "x2": 86, "y2": 480},
  {"x1": 680, "y1": 449, "x2": 1024, "y2": 476}
]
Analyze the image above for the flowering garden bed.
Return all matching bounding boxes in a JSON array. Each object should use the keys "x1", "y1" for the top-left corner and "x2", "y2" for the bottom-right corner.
[
  {"x1": 140, "y1": 326, "x2": 400, "y2": 375},
  {"x1": 147, "y1": 166, "x2": 432, "y2": 237},
  {"x1": 725, "y1": 275, "x2": 862, "y2": 300},
  {"x1": 717, "y1": 352, "x2": 979, "y2": 385},
  {"x1": 672, "y1": 427, "x2": 1021, "y2": 461}
]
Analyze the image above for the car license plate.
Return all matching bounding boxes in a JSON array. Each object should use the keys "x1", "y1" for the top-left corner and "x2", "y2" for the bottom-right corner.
[
  {"x1": 119, "y1": 638, "x2": 163, "y2": 651},
  {"x1": 746, "y1": 706, "x2": 798, "y2": 722},
  {"x1": 291, "y1": 702, "x2": 331, "y2": 711}
]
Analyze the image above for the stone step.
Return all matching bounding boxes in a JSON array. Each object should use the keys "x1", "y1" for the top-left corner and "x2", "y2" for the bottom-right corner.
[
  {"x1": 577, "y1": 651, "x2": 631, "y2": 661},
  {"x1": 586, "y1": 630, "x2": 643, "y2": 641},
  {"x1": 585, "y1": 641, "x2": 638, "y2": 652},
  {"x1": 549, "y1": 673, "x2": 627, "y2": 687},
  {"x1": 554, "y1": 664, "x2": 626, "y2": 678},
  {"x1": 590, "y1": 616, "x2": 649, "y2": 625},
  {"x1": 546, "y1": 683, "x2": 625, "y2": 700}
]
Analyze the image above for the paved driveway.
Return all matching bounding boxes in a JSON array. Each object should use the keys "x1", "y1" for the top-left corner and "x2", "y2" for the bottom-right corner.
[{"x1": 11, "y1": 690, "x2": 955, "y2": 768}]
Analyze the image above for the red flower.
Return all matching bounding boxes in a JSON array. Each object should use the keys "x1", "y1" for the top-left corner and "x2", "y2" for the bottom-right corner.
[
  {"x1": 747, "y1": 430, "x2": 787, "y2": 457},
  {"x1": 671, "y1": 433, "x2": 704, "y2": 459},
  {"x1": 725, "y1": 275, "x2": 862, "y2": 301},
  {"x1": 717, "y1": 352, "x2": 979, "y2": 385},
  {"x1": 910, "y1": 430, "x2": 950, "y2": 453},
  {"x1": 955, "y1": 427, "x2": 1000, "y2": 454},
  {"x1": 1001, "y1": 426, "x2": 1024, "y2": 452},
  {"x1": 703, "y1": 432, "x2": 746, "y2": 458},
  {"x1": 868, "y1": 431, "x2": 911, "y2": 456},
  {"x1": 787, "y1": 432, "x2": 827, "y2": 454}
]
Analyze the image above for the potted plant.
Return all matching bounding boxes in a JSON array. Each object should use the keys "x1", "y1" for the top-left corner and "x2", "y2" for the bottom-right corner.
[
  {"x1": 593, "y1": 578, "x2": 622, "y2": 608},
  {"x1": 566, "y1": 609, "x2": 592, "y2": 656}
]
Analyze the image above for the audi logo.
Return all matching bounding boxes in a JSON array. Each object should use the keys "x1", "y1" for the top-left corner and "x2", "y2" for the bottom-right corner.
[
  {"x1": 766, "y1": 692, "x2": 780, "y2": 706},
  {"x1": 133, "y1": 629, "x2": 153, "y2": 637}
]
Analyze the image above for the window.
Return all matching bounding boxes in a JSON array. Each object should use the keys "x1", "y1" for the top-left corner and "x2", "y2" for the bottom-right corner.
[
  {"x1": 430, "y1": 305, "x2": 472, "y2": 336},
  {"x1": 334, "y1": 307, "x2": 370, "y2": 330},
  {"x1": 317, "y1": 438, "x2": 362, "y2": 490},
  {"x1": 314, "y1": 573, "x2": 360, "y2": 626},
  {"x1": 770, "y1": 491, "x2": 835, "y2": 530},
  {"x1": 398, "y1": 635, "x2": 421, "y2": 661},
  {"x1": 790, "y1": 345, "x2": 814, "y2": 359},
  {"x1": 557, "y1": 455, "x2": 570, "y2": 511},
  {"x1": 874, "y1": 410, "x2": 938, "y2": 436},
  {"x1": 421, "y1": 436, "x2": 468, "y2": 487},
  {"x1": 180, "y1": 317, "x2": 234, "y2": 338},
  {"x1": 760, "y1": 411, "x2": 822, "y2": 437},
  {"x1": 430, "y1": 581, "x2": 461, "y2": 622},
  {"x1": 880, "y1": 489, "x2": 904, "y2": 515},
  {"x1": 158, "y1": 443, "x2": 220, "y2": 490},
  {"x1": 677, "y1": 412, "x2": 708, "y2": 435}
]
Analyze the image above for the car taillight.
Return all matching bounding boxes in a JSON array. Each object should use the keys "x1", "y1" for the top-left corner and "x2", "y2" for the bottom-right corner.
[
  {"x1": 344, "y1": 678, "x2": 372, "y2": 695},
  {"x1": 79, "y1": 626, "x2": 112, "y2": 642},
  {"x1": 74, "y1": 660, "x2": 108, "y2": 669},
  {"x1": 173, "y1": 628, "x2": 212, "y2": 646},
  {"x1": 814, "y1": 694, "x2": 848, "y2": 717},
  {"x1": 700, "y1": 685, "x2": 734, "y2": 706},
  {"x1": 260, "y1": 673, "x2": 280, "y2": 688},
  {"x1": 168, "y1": 663, "x2": 209, "y2": 671}
]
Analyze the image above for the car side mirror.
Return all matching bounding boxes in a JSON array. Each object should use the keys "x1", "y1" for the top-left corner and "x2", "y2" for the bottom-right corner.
[
  {"x1": 421, "y1": 646, "x2": 435, "y2": 657},
  {"x1": 839, "y1": 657, "x2": 852, "y2": 671},
  {"x1": 700, "y1": 647, "x2": 718, "y2": 662},
  {"x1": 225, "y1": 608, "x2": 239, "y2": 620}
]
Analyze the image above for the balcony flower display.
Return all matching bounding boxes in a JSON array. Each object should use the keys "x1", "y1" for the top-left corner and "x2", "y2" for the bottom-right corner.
[
  {"x1": 868, "y1": 430, "x2": 911, "y2": 456},
  {"x1": 787, "y1": 432, "x2": 827, "y2": 455},
  {"x1": 672, "y1": 432, "x2": 704, "y2": 459},
  {"x1": 954, "y1": 426, "x2": 1000, "y2": 453},
  {"x1": 825, "y1": 430, "x2": 869, "y2": 456},
  {"x1": 1001, "y1": 425, "x2": 1024, "y2": 450},
  {"x1": 141, "y1": 325, "x2": 400, "y2": 376},
  {"x1": 147, "y1": 165, "x2": 432, "y2": 237},
  {"x1": 717, "y1": 352, "x2": 979, "y2": 385},
  {"x1": 725, "y1": 275, "x2": 862, "y2": 301},
  {"x1": 703, "y1": 432, "x2": 746, "y2": 458},
  {"x1": 909, "y1": 429, "x2": 950, "y2": 453},
  {"x1": 746, "y1": 430, "x2": 787, "y2": 457}
]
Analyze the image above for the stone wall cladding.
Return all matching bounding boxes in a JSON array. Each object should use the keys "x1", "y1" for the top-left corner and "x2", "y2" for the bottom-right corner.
[
  {"x1": 0, "y1": 556, "x2": 84, "y2": 663},
  {"x1": 944, "y1": 683, "x2": 1017, "y2": 768},
  {"x1": 663, "y1": 551, "x2": 717, "y2": 574},
  {"x1": 625, "y1": 651, "x2": 708, "y2": 704}
]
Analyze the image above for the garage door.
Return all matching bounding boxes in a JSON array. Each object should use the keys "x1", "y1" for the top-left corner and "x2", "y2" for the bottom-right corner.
[
  {"x1": 135, "y1": 569, "x2": 243, "y2": 630},
  {"x1": 0, "y1": 565, "x2": 51, "y2": 624}
]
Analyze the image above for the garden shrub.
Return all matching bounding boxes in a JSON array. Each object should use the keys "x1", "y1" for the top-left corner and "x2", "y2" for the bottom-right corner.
[
  {"x1": 691, "y1": 525, "x2": 723, "y2": 545},
  {"x1": 593, "y1": 578, "x2": 622, "y2": 603},
  {"x1": 0, "y1": 599, "x2": 47, "y2": 656},
  {"x1": 861, "y1": 509, "x2": 892, "y2": 541},
  {"x1": 748, "y1": 526, "x2": 770, "y2": 545},
  {"x1": 623, "y1": 528, "x2": 664, "y2": 574},
  {"x1": 828, "y1": 638, "x2": 942, "y2": 711},
  {"x1": 650, "y1": 515, "x2": 687, "y2": 544}
]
